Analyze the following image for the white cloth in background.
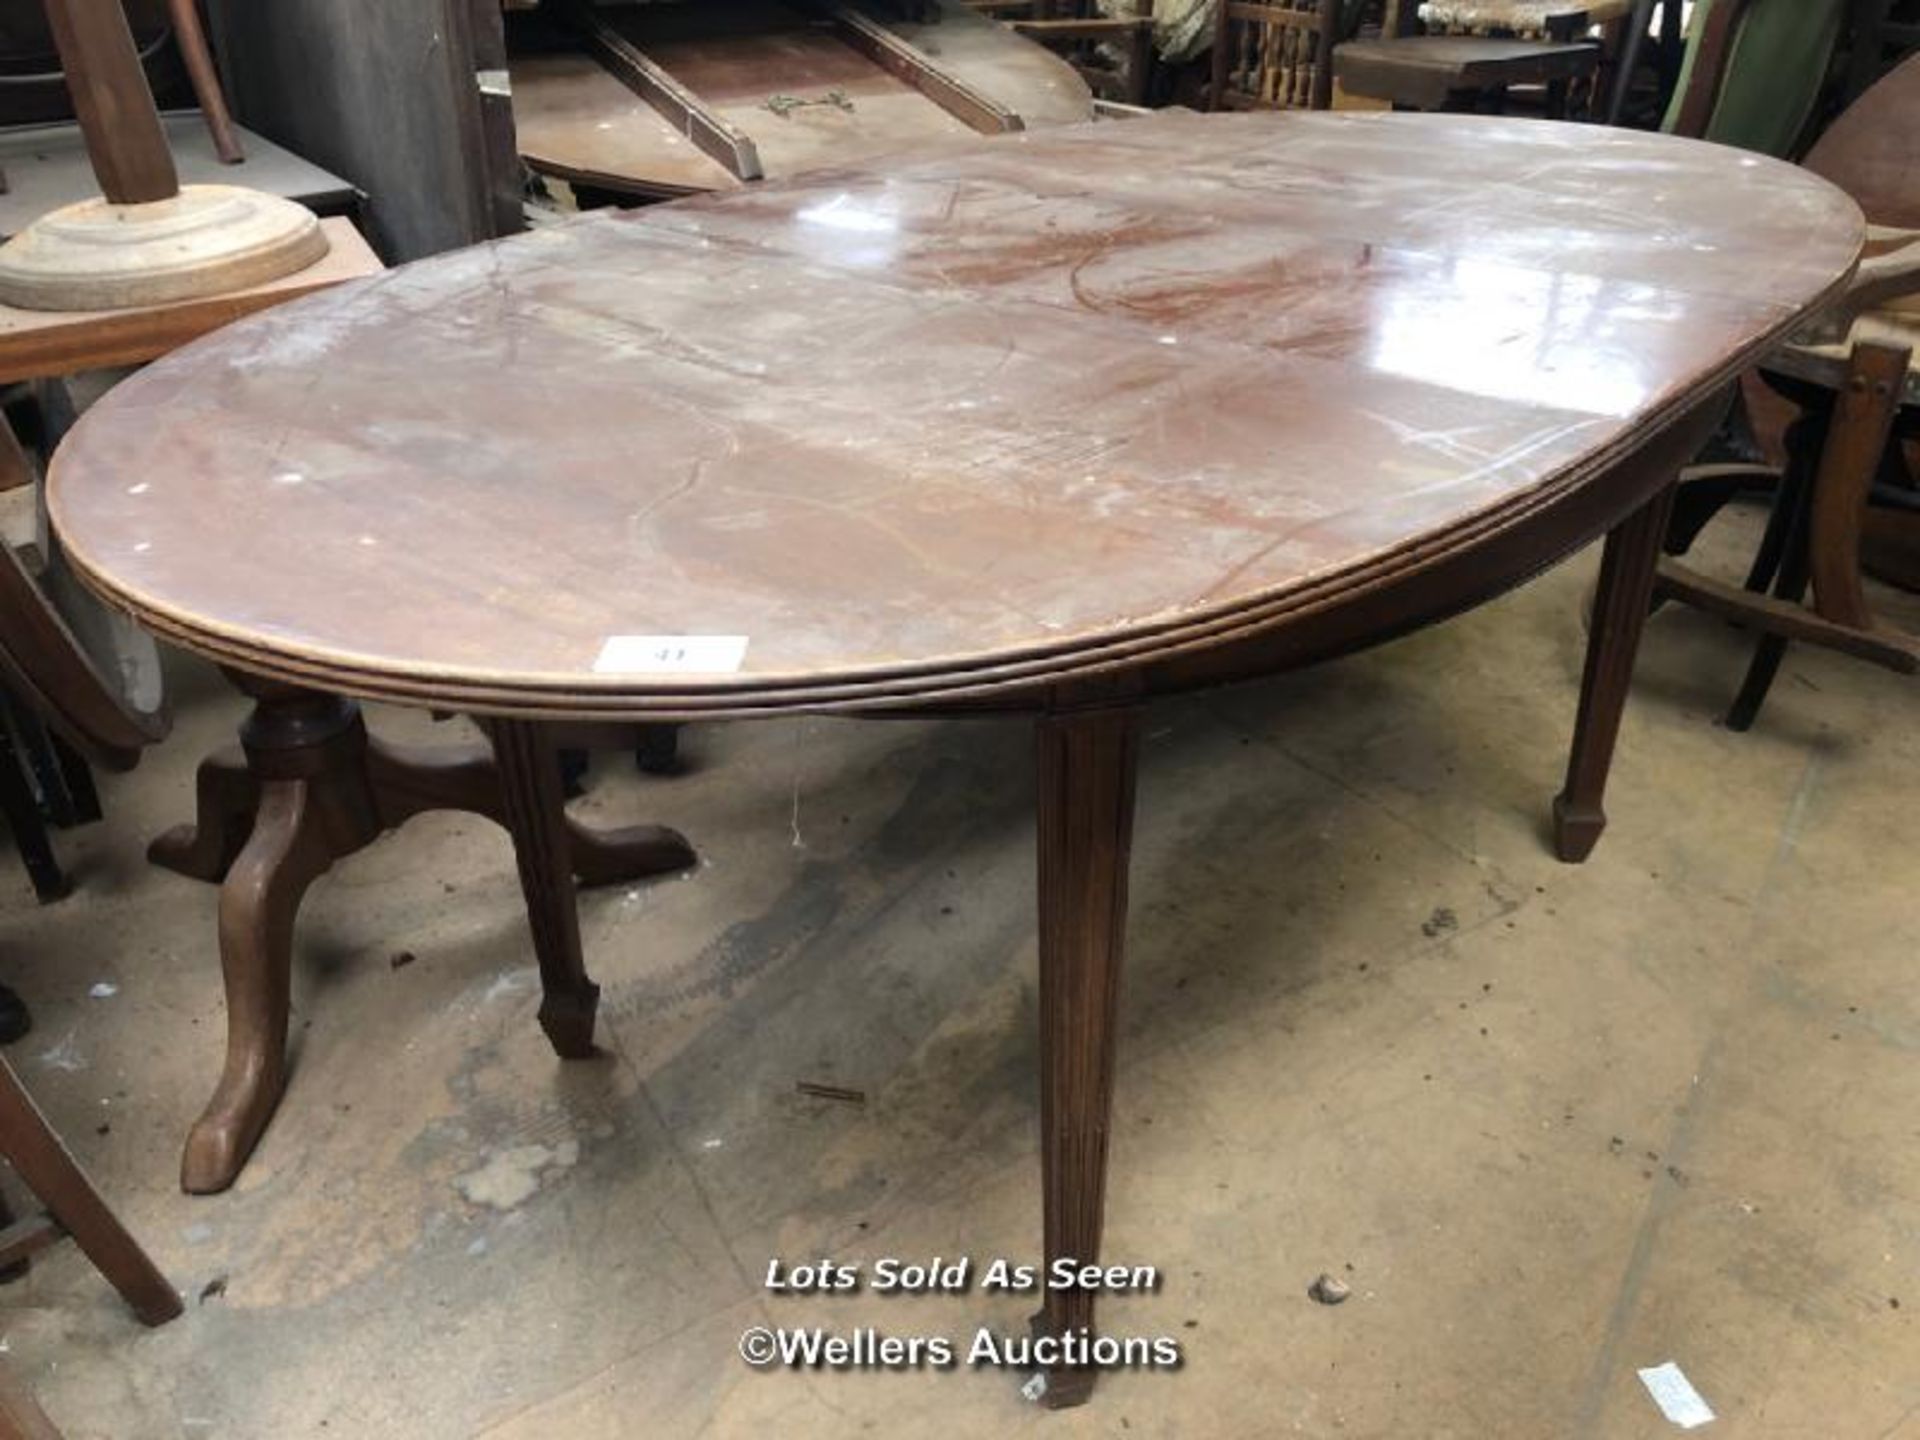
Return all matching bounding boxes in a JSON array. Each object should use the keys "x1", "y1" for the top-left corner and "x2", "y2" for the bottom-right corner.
[{"x1": 1097, "y1": 0, "x2": 1218, "y2": 64}]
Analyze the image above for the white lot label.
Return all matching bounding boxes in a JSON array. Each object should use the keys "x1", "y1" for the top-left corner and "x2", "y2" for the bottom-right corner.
[
  {"x1": 594, "y1": 635, "x2": 749, "y2": 675},
  {"x1": 1637, "y1": 1362, "x2": 1715, "y2": 1429}
]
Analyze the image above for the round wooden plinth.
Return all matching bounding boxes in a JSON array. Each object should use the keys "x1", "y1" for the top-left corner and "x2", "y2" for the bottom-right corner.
[{"x1": 0, "y1": 184, "x2": 329, "y2": 312}]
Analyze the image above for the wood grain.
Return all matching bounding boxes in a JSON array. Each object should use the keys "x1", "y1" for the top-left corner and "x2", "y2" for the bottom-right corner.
[
  {"x1": 1033, "y1": 706, "x2": 1138, "y2": 1407},
  {"x1": 42, "y1": 0, "x2": 177, "y2": 204},
  {"x1": 1552, "y1": 482, "x2": 1675, "y2": 862}
]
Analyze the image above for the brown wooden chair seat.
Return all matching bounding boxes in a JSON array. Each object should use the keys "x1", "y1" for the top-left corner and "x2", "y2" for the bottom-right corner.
[
  {"x1": 1330, "y1": 0, "x2": 1613, "y2": 117},
  {"x1": 1334, "y1": 32, "x2": 1597, "y2": 109}
]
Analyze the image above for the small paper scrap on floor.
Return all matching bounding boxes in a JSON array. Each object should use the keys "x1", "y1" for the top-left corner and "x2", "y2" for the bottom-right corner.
[
  {"x1": 88, "y1": 982, "x2": 117, "y2": 999},
  {"x1": 1638, "y1": 1361, "x2": 1715, "y2": 1429}
]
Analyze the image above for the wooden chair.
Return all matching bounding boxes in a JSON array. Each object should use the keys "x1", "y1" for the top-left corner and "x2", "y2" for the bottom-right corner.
[
  {"x1": 1208, "y1": 0, "x2": 1339, "y2": 110},
  {"x1": 1654, "y1": 53, "x2": 1920, "y2": 729},
  {"x1": 1332, "y1": 0, "x2": 1612, "y2": 117},
  {"x1": 0, "y1": 1051, "x2": 181, "y2": 1436}
]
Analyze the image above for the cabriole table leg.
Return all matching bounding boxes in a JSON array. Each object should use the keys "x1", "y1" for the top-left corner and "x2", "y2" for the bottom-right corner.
[
  {"x1": 1553, "y1": 484, "x2": 1678, "y2": 863},
  {"x1": 1032, "y1": 707, "x2": 1140, "y2": 1409},
  {"x1": 160, "y1": 678, "x2": 696, "y2": 1194},
  {"x1": 179, "y1": 680, "x2": 376, "y2": 1193}
]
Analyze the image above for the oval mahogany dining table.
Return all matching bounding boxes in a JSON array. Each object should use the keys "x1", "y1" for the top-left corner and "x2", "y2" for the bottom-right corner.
[{"x1": 47, "y1": 111, "x2": 1860, "y2": 1406}]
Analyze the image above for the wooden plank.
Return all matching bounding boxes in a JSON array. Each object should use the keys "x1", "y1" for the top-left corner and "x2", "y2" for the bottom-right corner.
[
  {"x1": 1654, "y1": 557, "x2": 1920, "y2": 672},
  {"x1": 511, "y1": 53, "x2": 736, "y2": 200},
  {"x1": 461, "y1": 0, "x2": 526, "y2": 240},
  {"x1": 0, "y1": 217, "x2": 380, "y2": 386},
  {"x1": 0, "y1": 1360, "x2": 63, "y2": 1440},
  {"x1": 1807, "y1": 341, "x2": 1911, "y2": 631},
  {"x1": 811, "y1": 3, "x2": 1026, "y2": 133},
  {"x1": 545, "y1": 0, "x2": 765, "y2": 182},
  {"x1": 208, "y1": 0, "x2": 508, "y2": 262}
]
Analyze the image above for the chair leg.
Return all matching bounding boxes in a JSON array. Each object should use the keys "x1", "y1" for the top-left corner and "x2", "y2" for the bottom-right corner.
[
  {"x1": 0, "y1": 1359, "x2": 62, "y2": 1440},
  {"x1": 0, "y1": 724, "x2": 66, "y2": 903},
  {"x1": 0, "y1": 1057, "x2": 179, "y2": 1326},
  {"x1": 634, "y1": 723, "x2": 683, "y2": 776},
  {"x1": 1806, "y1": 342, "x2": 1910, "y2": 630},
  {"x1": 1727, "y1": 342, "x2": 1908, "y2": 732},
  {"x1": 47, "y1": 734, "x2": 99, "y2": 826},
  {"x1": 0, "y1": 700, "x2": 78, "y2": 832},
  {"x1": 1725, "y1": 481, "x2": 1815, "y2": 732},
  {"x1": 1742, "y1": 408, "x2": 1829, "y2": 593}
]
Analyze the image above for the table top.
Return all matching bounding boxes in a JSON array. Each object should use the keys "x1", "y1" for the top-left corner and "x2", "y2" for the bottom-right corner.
[
  {"x1": 48, "y1": 112, "x2": 1862, "y2": 719},
  {"x1": 0, "y1": 217, "x2": 380, "y2": 386}
]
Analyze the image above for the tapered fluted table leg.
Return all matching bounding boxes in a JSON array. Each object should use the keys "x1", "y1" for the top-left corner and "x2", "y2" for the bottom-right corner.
[
  {"x1": 1553, "y1": 485, "x2": 1677, "y2": 862},
  {"x1": 1031, "y1": 707, "x2": 1140, "y2": 1409},
  {"x1": 486, "y1": 720, "x2": 601, "y2": 1058}
]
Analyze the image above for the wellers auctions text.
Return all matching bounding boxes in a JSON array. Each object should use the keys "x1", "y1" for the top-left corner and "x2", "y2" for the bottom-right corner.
[{"x1": 758, "y1": 1325, "x2": 1183, "y2": 1371}]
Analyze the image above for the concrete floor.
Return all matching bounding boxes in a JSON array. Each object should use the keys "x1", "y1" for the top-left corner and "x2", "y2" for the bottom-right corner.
[{"x1": 1, "y1": 502, "x2": 1917, "y2": 1438}]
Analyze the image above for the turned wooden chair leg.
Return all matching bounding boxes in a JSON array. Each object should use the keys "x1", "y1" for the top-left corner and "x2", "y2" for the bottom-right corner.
[
  {"x1": 1031, "y1": 708, "x2": 1140, "y2": 1410},
  {"x1": 485, "y1": 720, "x2": 603, "y2": 1059},
  {"x1": 181, "y1": 778, "x2": 336, "y2": 1194},
  {"x1": 165, "y1": 0, "x2": 243, "y2": 164},
  {"x1": 0, "y1": 1056, "x2": 179, "y2": 1325},
  {"x1": 1553, "y1": 485, "x2": 1677, "y2": 862}
]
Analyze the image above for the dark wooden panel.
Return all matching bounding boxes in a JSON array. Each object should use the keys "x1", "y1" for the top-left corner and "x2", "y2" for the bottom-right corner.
[{"x1": 207, "y1": 0, "x2": 518, "y2": 261}]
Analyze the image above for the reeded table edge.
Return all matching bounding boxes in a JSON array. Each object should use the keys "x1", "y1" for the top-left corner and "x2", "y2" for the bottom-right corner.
[{"x1": 48, "y1": 156, "x2": 1866, "y2": 721}]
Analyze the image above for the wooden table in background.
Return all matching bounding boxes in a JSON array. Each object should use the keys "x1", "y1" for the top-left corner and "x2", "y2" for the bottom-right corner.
[{"x1": 46, "y1": 112, "x2": 1861, "y2": 1407}]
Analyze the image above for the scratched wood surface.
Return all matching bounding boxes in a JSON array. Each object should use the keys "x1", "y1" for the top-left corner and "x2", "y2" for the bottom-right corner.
[
  {"x1": 513, "y1": 0, "x2": 1093, "y2": 198},
  {"x1": 46, "y1": 111, "x2": 1862, "y2": 717}
]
